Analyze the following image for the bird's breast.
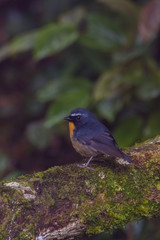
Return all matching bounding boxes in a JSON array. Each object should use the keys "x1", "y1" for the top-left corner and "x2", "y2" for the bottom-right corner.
[
  {"x1": 71, "y1": 137, "x2": 97, "y2": 157},
  {"x1": 69, "y1": 122, "x2": 76, "y2": 138},
  {"x1": 68, "y1": 122, "x2": 97, "y2": 157}
]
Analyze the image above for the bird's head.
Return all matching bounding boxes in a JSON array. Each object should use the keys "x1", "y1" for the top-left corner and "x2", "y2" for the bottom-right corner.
[{"x1": 64, "y1": 108, "x2": 94, "y2": 128}]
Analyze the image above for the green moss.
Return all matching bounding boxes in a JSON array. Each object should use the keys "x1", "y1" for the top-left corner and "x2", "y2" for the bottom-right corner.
[
  {"x1": 145, "y1": 156, "x2": 160, "y2": 174},
  {"x1": 14, "y1": 231, "x2": 34, "y2": 240},
  {"x1": 156, "y1": 182, "x2": 160, "y2": 191},
  {"x1": 75, "y1": 161, "x2": 160, "y2": 234},
  {"x1": 34, "y1": 171, "x2": 44, "y2": 179},
  {"x1": 0, "y1": 224, "x2": 8, "y2": 239},
  {"x1": 0, "y1": 136, "x2": 160, "y2": 237}
]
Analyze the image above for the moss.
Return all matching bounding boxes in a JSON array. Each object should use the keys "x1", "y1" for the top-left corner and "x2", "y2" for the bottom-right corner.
[
  {"x1": 76, "y1": 161, "x2": 160, "y2": 234},
  {"x1": 156, "y1": 182, "x2": 160, "y2": 191},
  {"x1": 0, "y1": 225, "x2": 8, "y2": 240},
  {"x1": 14, "y1": 231, "x2": 34, "y2": 240},
  {"x1": 34, "y1": 171, "x2": 44, "y2": 179},
  {"x1": 0, "y1": 136, "x2": 160, "y2": 237},
  {"x1": 145, "y1": 156, "x2": 160, "y2": 174}
]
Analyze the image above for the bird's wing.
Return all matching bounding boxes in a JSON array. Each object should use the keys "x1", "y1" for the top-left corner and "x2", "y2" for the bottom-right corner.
[{"x1": 78, "y1": 130, "x2": 123, "y2": 158}]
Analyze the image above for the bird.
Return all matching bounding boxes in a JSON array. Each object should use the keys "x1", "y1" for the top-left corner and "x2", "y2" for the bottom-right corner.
[{"x1": 64, "y1": 108, "x2": 131, "y2": 169}]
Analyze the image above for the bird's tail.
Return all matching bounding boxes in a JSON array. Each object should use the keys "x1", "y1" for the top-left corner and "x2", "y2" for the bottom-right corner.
[{"x1": 121, "y1": 152, "x2": 132, "y2": 163}]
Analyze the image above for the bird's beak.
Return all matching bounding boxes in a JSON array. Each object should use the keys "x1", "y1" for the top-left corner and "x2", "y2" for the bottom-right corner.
[{"x1": 64, "y1": 116, "x2": 71, "y2": 121}]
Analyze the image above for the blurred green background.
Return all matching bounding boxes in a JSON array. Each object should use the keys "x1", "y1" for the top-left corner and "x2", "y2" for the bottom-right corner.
[{"x1": 0, "y1": 0, "x2": 160, "y2": 239}]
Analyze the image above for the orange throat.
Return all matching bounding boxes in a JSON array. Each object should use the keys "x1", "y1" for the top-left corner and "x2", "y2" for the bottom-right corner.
[{"x1": 69, "y1": 122, "x2": 75, "y2": 138}]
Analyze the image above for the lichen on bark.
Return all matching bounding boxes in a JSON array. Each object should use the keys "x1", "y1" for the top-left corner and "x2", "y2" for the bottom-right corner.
[{"x1": 0, "y1": 136, "x2": 160, "y2": 240}]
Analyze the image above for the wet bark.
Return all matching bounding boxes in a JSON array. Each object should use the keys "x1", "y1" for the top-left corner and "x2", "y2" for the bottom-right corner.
[{"x1": 0, "y1": 136, "x2": 160, "y2": 240}]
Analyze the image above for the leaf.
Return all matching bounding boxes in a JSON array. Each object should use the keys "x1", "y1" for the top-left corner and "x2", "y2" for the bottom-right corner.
[
  {"x1": 113, "y1": 115, "x2": 143, "y2": 147},
  {"x1": 80, "y1": 13, "x2": 127, "y2": 52},
  {"x1": 0, "y1": 45, "x2": 11, "y2": 62},
  {"x1": 138, "y1": 0, "x2": 160, "y2": 42},
  {"x1": 34, "y1": 23, "x2": 79, "y2": 60},
  {"x1": 94, "y1": 65, "x2": 144, "y2": 102},
  {"x1": 98, "y1": 0, "x2": 138, "y2": 18},
  {"x1": 36, "y1": 77, "x2": 92, "y2": 102},
  {"x1": 3, "y1": 171, "x2": 23, "y2": 180},
  {"x1": 0, "y1": 31, "x2": 36, "y2": 61},
  {"x1": 26, "y1": 121, "x2": 53, "y2": 149},
  {"x1": 45, "y1": 88, "x2": 90, "y2": 127},
  {"x1": 93, "y1": 68, "x2": 123, "y2": 101},
  {"x1": 137, "y1": 82, "x2": 160, "y2": 100},
  {"x1": 59, "y1": 6, "x2": 86, "y2": 25},
  {"x1": 94, "y1": 59, "x2": 160, "y2": 102},
  {"x1": 112, "y1": 45, "x2": 148, "y2": 64},
  {"x1": 143, "y1": 112, "x2": 160, "y2": 139},
  {"x1": 36, "y1": 79, "x2": 66, "y2": 102},
  {"x1": 80, "y1": 48, "x2": 110, "y2": 73},
  {"x1": 11, "y1": 31, "x2": 37, "y2": 54},
  {"x1": 0, "y1": 151, "x2": 10, "y2": 176},
  {"x1": 0, "y1": 23, "x2": 78, "y2": 61},
  {"x1": 136, "y1": 59, "x2": 160, "y2": 100},
  {"x1": 98, "y1": 98, "x2": 124, "y2": 122}
]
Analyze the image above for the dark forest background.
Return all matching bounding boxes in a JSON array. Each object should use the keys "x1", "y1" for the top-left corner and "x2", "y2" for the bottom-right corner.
[{"x1": 0, "y1": 0, "x2": 160, "y2": 239}]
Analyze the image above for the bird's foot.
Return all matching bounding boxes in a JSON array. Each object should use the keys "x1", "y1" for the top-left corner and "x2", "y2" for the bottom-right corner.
[{"x1": 77, "y1": 163, "x2": 95, "y2": 171}]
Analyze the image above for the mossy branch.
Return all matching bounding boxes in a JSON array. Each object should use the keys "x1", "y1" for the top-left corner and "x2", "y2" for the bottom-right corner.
[{"x1": 0, "y1": 136, "x2": 160, "y2": 240}]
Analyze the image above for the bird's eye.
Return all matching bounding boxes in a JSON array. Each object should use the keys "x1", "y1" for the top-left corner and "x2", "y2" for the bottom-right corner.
[{"x1": 76, "y1": 116, "x2": 81, "y2": 121}]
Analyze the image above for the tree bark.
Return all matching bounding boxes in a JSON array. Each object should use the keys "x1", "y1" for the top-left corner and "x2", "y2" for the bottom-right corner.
[{"x1": 0, "y1": 136, "x2": 160, "y2": 240}]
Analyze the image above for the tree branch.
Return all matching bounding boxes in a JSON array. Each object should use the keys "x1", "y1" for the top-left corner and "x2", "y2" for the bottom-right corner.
[{"x1": 0, "y1": 136, "x2": 160, "y2": 240}]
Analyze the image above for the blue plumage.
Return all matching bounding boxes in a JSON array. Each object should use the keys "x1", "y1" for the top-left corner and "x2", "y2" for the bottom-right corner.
[{"x1": 64, "y1": 108, "x2": 131, "y2": 167}]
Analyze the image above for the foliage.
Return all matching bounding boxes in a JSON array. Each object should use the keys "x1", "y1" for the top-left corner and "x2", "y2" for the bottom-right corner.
[
  {"x1": 0, "y1": 1, "x2": 160, "y2": 239},
  {"x1": 0, "y1": 0, "x2": 160, "y2": 174}
]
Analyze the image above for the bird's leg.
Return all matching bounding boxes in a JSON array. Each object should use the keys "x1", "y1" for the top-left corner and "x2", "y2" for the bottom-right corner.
[
  {"x1": 77, "y1": 156, "x2": 94, "y2": 170},
  {"x1": 85, "y1": 156, "x2": 94, "y2": 167}
]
